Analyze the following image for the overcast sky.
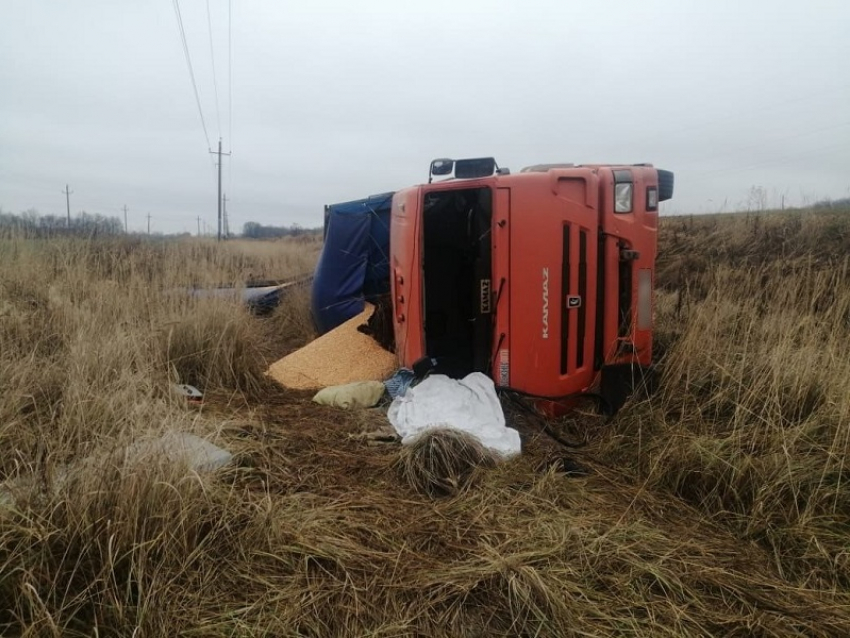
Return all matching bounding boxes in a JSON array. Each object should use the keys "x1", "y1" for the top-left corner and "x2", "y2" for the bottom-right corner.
[{"x1": 1, "y1": 1, "x2": 848, "y2": 234}]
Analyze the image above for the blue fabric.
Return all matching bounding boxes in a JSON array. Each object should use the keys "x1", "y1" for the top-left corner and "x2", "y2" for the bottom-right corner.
[
  {"x1": 384, "y1": 368, "x2": 415, "y2": 398},
  {"x1": 312, "y1": 193, "x2": 393, "y2": 333}
]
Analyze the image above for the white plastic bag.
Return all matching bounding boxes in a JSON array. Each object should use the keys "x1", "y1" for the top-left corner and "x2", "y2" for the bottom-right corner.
[{"x1": 387, "y1": 372, "x2": 521, "y2": 458}]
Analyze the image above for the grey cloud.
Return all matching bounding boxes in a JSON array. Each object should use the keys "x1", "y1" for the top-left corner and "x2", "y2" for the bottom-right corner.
[{"x1": 1, "y1": 0, "x2": 848, "y2": 232}]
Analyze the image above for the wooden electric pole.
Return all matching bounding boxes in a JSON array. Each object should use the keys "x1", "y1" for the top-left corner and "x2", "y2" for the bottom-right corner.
[
  {"x1": 122, "y1": 205, "x2": 129, "y2": 233},
  {"x1": 209, "y1": 138, "x2": 231, "y2": 242},
  {"x1": 197, "y1": 216, "x2": 202, "y2": 237},
  {"x1": 146, "y1": 212, "x2": 152, "y2": 235},
  {"x1": 62, "y1": 184, "x2": 73, "y2": 228}
]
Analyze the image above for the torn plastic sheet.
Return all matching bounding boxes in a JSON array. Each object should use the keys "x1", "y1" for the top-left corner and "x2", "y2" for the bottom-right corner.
[{"x1": 186, "y1": 278, "x2": 310, "y2": 315}]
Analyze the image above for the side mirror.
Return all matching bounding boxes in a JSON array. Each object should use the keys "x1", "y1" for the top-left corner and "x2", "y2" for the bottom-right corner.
[
  {"x1": 454, "y1": 157, "x2": 496, "y2": 179},
  {"x1": 657, "y1": 169, "x2": 674, "y2": 201},
  {"x1": 430, "y1": 158, "x2": 454, "y2": 176},
  {"x1": 428, "y1": 156, "x2": 499, "y2": 183}
]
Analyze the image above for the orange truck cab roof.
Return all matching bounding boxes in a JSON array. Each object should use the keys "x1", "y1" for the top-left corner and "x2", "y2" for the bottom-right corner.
[{"x1": 390, "y1": 159, "x2": 672, "y2": 415}]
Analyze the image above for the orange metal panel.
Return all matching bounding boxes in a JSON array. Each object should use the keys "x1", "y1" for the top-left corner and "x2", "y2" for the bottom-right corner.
[
  {"x1": 390, "y1": 186, "x2": 424, "y2": 364},
  {"x1": 491, "y1": 187, "x2": 511, "y2": 386},
  {"x1": 391, "y1": 164, "x2": 659, "y2": 404}
]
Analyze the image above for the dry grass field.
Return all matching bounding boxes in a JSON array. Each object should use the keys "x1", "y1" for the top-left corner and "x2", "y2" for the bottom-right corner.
[{"x1": 1, "y1": 207, "x2": 849, "y2": 636}]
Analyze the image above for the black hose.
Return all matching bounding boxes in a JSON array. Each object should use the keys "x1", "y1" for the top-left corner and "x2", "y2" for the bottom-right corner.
[{"x1": 498, "y1": 389, "x2": 591, "y2": 449}]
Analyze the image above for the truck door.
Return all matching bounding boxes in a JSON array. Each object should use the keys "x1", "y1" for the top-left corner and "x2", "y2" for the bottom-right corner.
[{"x1": 597, "y1": 167, "x2": 657, "y2": 368}]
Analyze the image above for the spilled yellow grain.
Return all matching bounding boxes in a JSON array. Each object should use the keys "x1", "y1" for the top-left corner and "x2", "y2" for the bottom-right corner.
[{"x1": 266, "y1": 303, "x2": 397, "y2": 390}]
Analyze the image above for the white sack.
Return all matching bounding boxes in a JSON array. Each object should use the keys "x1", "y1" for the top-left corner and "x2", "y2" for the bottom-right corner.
[
  {"x1": 387, "y1": 372, "x2": 521, "y2": 458},
  {"x1": 312, "y1": 380, "x2": 386, "y2": 409}
]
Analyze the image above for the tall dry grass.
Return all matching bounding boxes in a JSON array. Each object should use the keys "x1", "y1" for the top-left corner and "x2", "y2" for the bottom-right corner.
[
  {"x1": 2, "y1": 210, "x2": 850, "y2": 636},
  {"x1": 0, "y1": 235, "x2": 318, "y2": 475},
  {"x1": 599, "y1": 207, "x2": 850, "y2": 590}
]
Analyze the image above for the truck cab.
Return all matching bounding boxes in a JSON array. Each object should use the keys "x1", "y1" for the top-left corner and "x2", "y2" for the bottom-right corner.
[{"x1": 390, "y1": 157, "x2": 673, "y2": 414}]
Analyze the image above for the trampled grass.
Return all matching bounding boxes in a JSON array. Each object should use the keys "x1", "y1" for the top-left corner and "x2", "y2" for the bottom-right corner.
[{"x1": 1, "y1": 209, "x2": 849, "y2": 636}]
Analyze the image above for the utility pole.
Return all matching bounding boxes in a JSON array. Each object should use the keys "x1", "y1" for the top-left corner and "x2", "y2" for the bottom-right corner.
[
  {"x1": 223, "y1": 193, "x2": 229, "y2": 239},
  {"x1": 197, "y1": 216, "x2": 202, "y2": 237},
  {"x1": 147, "y1": 212, "x2": 152, "y2": 235},
  {"x1": 62, "y1": 184, "x2": 73, "y2": 228},
  {"x1": 122, "y1": 205, "x2": 129, "y2": 233},
  {"x1": 209, "y1": 138, "x2": 231, "y2": 242}
]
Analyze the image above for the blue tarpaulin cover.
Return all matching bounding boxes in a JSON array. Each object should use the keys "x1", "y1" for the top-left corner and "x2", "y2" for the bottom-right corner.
[{"x1": 311, "y1": 192, "x2": 393, "y2": 334}]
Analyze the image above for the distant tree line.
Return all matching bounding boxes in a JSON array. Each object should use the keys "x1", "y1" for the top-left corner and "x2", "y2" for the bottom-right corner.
[
  {"x1": 812, "y1": 197, "x2": 850, "y2": 210},
  {"x1": 0, "y1": 208, "x2": 124, "y2": 237},
  {"x1": 241, "y1": 221, "x2": 320, "y2": 239},
  {"x1": 0, "y1": 207, "x2": 323, "y2": 239}
]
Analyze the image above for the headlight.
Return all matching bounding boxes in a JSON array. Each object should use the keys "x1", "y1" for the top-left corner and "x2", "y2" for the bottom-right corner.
[{"x1": 615, "y1": 183, "x2": 633, "y2": 213}]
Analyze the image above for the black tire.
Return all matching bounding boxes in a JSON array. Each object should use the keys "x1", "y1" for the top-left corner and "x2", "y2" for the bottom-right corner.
[{"x1": 657, "y1": 169, "x2": 674, "y2": 202}]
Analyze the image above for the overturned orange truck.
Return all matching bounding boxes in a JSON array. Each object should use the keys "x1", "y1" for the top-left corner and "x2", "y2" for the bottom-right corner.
[{"x1": 389, "y1": 158, "x2": 674, "y2": 415}]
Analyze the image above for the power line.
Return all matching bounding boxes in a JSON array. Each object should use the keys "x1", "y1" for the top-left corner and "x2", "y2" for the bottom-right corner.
[
  {"x1": 172, "y1": 0, "x2": 211, "y2": 150},
  {"x1": 206, "y1": 0, "x2": 222, "y2": 137}
]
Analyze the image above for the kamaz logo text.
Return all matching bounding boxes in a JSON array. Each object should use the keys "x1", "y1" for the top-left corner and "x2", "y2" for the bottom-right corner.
[
  {"x1": 542, "y1": 267, "x2": 549, "y2": 339},
  {"x1": 480, "y1": 278, "x2": 492, "y2": 314}
]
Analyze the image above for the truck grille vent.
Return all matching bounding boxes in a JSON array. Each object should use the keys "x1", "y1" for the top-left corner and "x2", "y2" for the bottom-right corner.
[
  {"x1": 618, "y1": 253, "x2": 632, "y2": 338},
  {"x1": 560, "y1": 225, "x2": 570, "y2": 375},
  {"x1": 577, "y1": 229, "x2": 587, "y2": 370}
]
